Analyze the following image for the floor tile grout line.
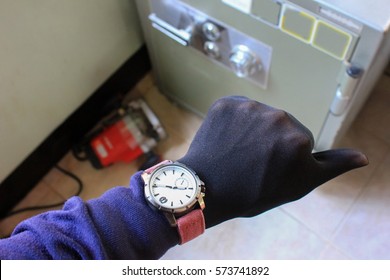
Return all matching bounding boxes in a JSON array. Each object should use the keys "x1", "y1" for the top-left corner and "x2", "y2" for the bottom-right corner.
[
  {"x1": 279, "y1": 135, "x2": 389, "y2": 259},
  {"x1": 10, "y1": 180, "x2": 59, "y2": 211},
  {"x1": 352, "y1": 121, "x2": 390, "y2": 148},
  {"x1": 42, "y1": 163, "x2": 83, "y2": 201},
  {"x1": 326, "y1": 144, "x2": 390, "y2": 256},
  {"x1": 317, "y1": 241, "x2": 354, "y2": 259},
  {"x1": 278, "y1": 206, "x2": 360, "y2": 259},
  {"x1": 278, "y1": 206, "x2": 331, "y2": 244}
]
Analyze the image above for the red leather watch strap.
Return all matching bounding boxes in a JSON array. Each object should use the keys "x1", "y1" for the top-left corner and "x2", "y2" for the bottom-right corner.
[{"x1": 177, "y1": 209, "x2": 205, "y2": 244}]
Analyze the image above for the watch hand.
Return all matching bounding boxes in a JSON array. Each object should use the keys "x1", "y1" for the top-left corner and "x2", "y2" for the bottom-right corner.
[
  {"x1": 153, "y1": 184, "x2": 173, "y2": 188},
  {"x1": 173, "y1": 187, "x2": 188, "y2": 190}
]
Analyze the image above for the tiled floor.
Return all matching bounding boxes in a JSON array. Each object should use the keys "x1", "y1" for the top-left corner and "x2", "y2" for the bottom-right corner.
[{"x1": 0, "y1": 73, "x2": 389, "y2": 259}]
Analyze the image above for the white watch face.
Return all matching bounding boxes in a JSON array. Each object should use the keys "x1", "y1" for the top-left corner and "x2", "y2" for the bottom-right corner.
[{"x1": 146, "y1": 164, "x2": 199, "y2": 211}]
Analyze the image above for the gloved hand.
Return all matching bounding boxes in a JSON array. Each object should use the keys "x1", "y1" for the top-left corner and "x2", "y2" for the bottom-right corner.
[{"x1": 179, "y1": 96, "x2": 368, "y2": 228}]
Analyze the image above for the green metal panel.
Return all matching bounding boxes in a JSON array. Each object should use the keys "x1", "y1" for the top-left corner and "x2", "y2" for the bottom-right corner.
[
  {"x1": 313, "y1": 21, "x2": 353, "y2": 60},
  {"x1": 148, "y1": 0, "x2": 343, "y2": 139},
  {"x1": 251, "y1": 0, "x2": 281, "y2": 25},
  {"x1": 281, "y1": 6, "x2": 316, "y2": 42}
]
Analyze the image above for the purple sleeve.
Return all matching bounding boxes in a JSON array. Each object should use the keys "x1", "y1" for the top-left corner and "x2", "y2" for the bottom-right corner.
[{"x1": 0, "y1": 171, "x2": 179, "y2": 259}]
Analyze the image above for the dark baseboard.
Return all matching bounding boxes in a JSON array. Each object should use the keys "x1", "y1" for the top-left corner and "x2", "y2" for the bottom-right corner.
[{"x1": 0, "y1": 45, "x2": 151, "y2": 218}]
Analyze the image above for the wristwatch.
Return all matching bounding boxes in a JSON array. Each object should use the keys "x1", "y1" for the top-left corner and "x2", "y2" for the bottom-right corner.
[{"x1": 142, "y1": 160, "x2": 206, "y2": 244}]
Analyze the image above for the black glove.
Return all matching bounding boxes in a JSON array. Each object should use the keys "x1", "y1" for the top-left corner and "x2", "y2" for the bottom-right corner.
[{"x1": 179, "y1": 96, "x2": 368, "y2": 228}]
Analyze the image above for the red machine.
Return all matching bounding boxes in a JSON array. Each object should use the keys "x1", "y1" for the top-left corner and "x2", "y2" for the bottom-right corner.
[{"x1": 74, "y1": 99, "x2": 166, "y2": 169}]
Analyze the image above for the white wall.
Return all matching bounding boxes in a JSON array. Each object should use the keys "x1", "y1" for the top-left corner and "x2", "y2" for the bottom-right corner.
[{"x1": 0, "y1": 0, "x2": 144, "y2": 182}]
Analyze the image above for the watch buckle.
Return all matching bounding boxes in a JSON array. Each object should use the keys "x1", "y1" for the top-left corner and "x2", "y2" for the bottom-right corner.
[
  {"x1": 198, "y1": 196, "x2": 205, "y2": 210},
  {"x1": 164, "y1": 212, "x2": 178, "y2": 227}
]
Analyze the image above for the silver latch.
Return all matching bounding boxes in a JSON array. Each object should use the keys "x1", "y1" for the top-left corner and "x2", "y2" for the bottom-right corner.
[{"x1": 330, "y1": 65, "x2": 363, "y2": 116}]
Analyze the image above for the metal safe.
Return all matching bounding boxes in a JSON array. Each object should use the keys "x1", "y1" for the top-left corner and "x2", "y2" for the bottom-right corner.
[{"x1": 135, "y1": 0, "x2": 390, "y2": 150}]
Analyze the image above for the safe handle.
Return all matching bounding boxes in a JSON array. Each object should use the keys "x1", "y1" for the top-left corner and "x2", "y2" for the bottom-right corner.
[{"x1": 149, "y1": 13, "x2": 191, "y2": 46}]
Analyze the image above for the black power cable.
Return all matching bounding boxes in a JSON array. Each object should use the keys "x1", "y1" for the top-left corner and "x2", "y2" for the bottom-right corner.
[{"x1": 2, "y1": 165, "x2": 83, "y2": 220}]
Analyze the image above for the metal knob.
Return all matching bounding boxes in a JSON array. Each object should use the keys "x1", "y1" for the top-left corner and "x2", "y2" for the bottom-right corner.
[
  {"x1": 202, "y1": 22, "x2": 221, "y2": 41},
  {"x1": 203, "y1": 41, "x2": 221, "y2": 59},
  {"x1": 229, "y1": 45, "x2": 262, "y2": 78}
]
